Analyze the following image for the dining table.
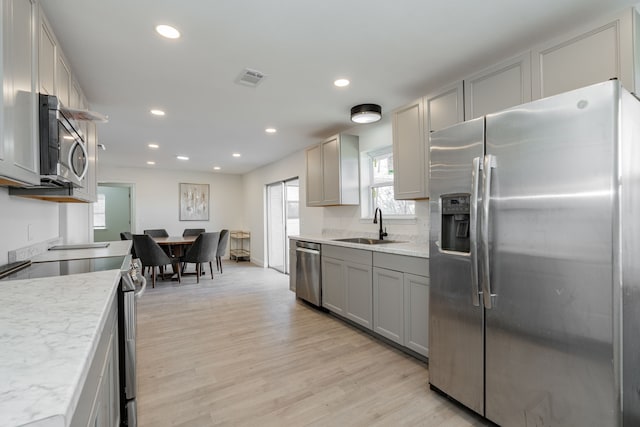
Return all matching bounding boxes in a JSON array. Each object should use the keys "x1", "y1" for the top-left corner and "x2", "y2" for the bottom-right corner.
[
  {"x1": 151, "y1": 235, "x2": 198, "y2": 278},
  {"x1": 152, "y1": 235, "x2": 197, "y2": 257}
]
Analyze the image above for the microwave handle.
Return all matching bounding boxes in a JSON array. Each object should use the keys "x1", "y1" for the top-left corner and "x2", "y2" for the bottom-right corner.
[{"x1": 68, "y1": 140, "x2": 89, "y2": 181}]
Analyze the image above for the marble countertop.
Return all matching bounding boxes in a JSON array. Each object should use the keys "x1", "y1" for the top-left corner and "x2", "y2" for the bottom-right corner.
[
  {"x1": 0, "y1": 269, "x2": 122, "y2": 427},
  {"x1": 290, "y1": 235, "x2": 429, "y2": 258},
  {"x1": 30, "y1": 240, "x2": 132, "y2": 263}
]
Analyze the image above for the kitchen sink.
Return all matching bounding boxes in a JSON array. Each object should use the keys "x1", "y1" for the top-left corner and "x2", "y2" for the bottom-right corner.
[{"x1": 332, "y1": 237, "x2": 402, "y2": 245}]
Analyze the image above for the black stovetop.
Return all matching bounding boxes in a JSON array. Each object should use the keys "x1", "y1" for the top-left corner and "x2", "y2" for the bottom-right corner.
[{"x1": 0, "y1": 256, "x2": 127, "y2": 282}]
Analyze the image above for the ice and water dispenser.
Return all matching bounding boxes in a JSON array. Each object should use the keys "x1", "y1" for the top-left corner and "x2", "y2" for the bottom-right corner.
[{"x1": 441, "y1": 194, "x2": 470, "y2": 253}]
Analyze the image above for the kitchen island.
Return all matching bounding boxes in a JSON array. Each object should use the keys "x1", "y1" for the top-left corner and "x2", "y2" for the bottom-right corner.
[
  {"x1": 0, "y1": 240, "x2": 132, "y2": 426},
  {"x1": 0, "y1": 269, "x2": 122, "y2": 426}
]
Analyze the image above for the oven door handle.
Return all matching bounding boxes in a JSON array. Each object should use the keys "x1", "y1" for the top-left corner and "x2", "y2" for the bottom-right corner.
[{"x1": 135, "y1": 275, "x2": 147, "y2": 299}]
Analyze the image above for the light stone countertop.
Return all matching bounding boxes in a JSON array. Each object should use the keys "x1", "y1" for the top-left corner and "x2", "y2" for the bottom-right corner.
[
  {"x1": 290, "y1": 235, "x2": 429, "y2": 258},
  {"x1": 30, "y1": 240, "x2": 132, "y2": 263},
  {"x1": 0, "y1": 269, "x2": 122, "y2": 427}
]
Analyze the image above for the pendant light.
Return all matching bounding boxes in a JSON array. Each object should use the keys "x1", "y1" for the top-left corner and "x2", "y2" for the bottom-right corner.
[{"x1": 351, "y1": 103, "x2": 382, "y2": 124}]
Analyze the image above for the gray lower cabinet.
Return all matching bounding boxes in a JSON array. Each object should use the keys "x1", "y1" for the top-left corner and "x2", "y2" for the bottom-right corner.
[
  {"x1": 321, "y1": 255, "x2": 346, "y2": 315},
  {"x1": 321, "y1": 245, "x2": 373, "y2": 329},
  {"x1": 373, "y1": 252, "x2": 429, "y2": 357},
  {"x1": 373, "y1": 267, "x2": 404, "y2": 344},
  {"x1": 70, "y1": 293, "x2": 120, "y2": 427},
  {"x1": 289, "y1": 239, "x2": 296, "y2": 292},
  {"x1": 404, "y1": 273, "x2": 429, "y2": 356}
]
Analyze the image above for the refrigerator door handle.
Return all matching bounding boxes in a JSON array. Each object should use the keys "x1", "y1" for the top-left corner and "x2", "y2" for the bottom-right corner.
[
  {"x1": 481, "y1": 154, "x2": 496, "y2": 309},
  {"x1": 469, "y1": 156, "x2": 482, "y2": 306}
]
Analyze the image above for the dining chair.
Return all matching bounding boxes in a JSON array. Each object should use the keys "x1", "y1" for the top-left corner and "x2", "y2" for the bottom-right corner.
[
  {"x1": 144, "y1": 229, "x2": 169, "y2": 238},
  {"x1": 216, "y1": 229, "x2": 229, "y2": 273},
  {"x1": 181, "y1": 232, "x2": 220, "y2": 283},
  {"x1": 120, "y1": 231, "x2": 137, "y2": 259},
  {"x1": 182, "y1": 228, "x2": 205, "y2": 237},
  {"x1": 132, "y1": 234, "x2": 181, "y2": 288}
]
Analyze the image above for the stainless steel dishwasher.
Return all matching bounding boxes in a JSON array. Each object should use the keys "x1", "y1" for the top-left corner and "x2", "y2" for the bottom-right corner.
[{"x1": 295, "y1": 241, "x2": 321, "y2": 306}]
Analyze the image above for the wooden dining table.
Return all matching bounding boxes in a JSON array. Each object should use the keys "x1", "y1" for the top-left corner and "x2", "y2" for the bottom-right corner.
[
  {"x1": 152, "y1": 235, "x2": 198, "y2": 278},
  {"x1": 152, "y1": 235, "x2": 197, "y2": 257}
]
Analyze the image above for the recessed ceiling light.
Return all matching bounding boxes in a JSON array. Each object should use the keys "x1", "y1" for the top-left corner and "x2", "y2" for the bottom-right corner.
[
  {"x1": 147, "y1": 161, "x2": 155, "y2": 165},
  {"x1": 148, "y1": 143, "x2": 159, "y2": 149},
  {"x1": 150, "y1": 109, "x2": 165, "y2": 116},
  {"x1": 265, "y1": 128, "x2": 277, "y2": 134},
  {"x1": 177, "y1": 155, "x2": 189, "y2": 160},
  {"x1": 334, "y1": 78, "x2": 350, "y2": 87},
  {"x1": 213, "y1": 166, "x2": 221, "y2": 171},
  {"x1": 232, "y1": 153, "x2": 241, "y2": 158},
  {"x1": 155, "y1": 24, "x2": 180, "y2": 39}
]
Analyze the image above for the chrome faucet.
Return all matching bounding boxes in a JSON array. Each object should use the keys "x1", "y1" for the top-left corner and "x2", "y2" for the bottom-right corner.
[{"x1": 373, "y1": 208, "x2": 388, "y2": 240}]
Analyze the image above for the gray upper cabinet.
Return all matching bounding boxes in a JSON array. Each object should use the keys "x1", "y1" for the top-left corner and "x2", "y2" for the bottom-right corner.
[
  {"x1": 392, "y1": 99, "x2": 428, "y2": 200},
  {"x1": 425, "y1": 81, "x2": 464, "y2": 135},
  {"x1": 464, "y1": 52, "x2": 532, "y2": 120},
  {"x1": 0, "y1": 0, "x2": 40, "y2": 187},
  {"x1": 305, "y1": 133, "x2": 359, "y2": 207},
  {"x1": 532, "y1": 8, "x2": 639, "y2": 99},
  {"x1": 55, "y1": 54, "x2": 70, "y2": 107},
  {"x1": 38, "y1": 13, "x2": 55, "y2": 96}
]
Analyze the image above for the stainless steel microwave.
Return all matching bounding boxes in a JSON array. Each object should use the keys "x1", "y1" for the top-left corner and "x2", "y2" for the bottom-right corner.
[{"x1": 39, "y1": 94, "x2": 88, "y2": 188}]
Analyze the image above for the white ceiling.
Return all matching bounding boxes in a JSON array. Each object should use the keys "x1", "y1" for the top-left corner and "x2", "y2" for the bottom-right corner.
[{"x1": 40, "y1": 0, "x2": 637, "y2": 175}]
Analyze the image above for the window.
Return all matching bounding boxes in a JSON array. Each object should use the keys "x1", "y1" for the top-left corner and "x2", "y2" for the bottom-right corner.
[
  {"x1": 93, "y1": 193, "x2": 106, "y2": 229},
  {"x1": 364, "y1": 147, "x2": 415, "y2": 218}
]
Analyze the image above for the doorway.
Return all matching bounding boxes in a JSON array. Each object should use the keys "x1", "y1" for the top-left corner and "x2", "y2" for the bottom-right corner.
[
  {"x1": 94, "y1": 183, "x2": 134, "y2": 242},
  {"x1": 267, "y1": 178, "x2": 299, "y2": 273}
]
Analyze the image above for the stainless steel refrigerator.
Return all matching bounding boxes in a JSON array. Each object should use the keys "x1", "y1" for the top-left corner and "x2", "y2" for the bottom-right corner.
[{"x1": 428, "y1": 80, "x2": 640, "y2": 426}]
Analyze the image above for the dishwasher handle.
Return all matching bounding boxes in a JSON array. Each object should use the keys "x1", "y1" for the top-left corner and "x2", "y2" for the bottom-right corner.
[{"x1": 296, "y1": 247, "x2": 320, "y2": 255}]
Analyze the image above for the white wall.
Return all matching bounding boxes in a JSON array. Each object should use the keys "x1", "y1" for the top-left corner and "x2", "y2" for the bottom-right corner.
[
  {"x1": 242, "y1": 117, "x2": 429, "y2": 267},
  {"x1": 242, "y1": 149, "x2": 323, "y2": 266},
  {"x1": 98, "y1": 166, "x2": 244, "y2": 238},
  {"x1": 0, "y1": 187, "x2": 59, "y2": 263}
]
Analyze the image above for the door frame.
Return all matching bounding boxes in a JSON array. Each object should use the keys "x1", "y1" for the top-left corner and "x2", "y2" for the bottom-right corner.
[{"x1": 96, "y1": 182, "x2": 136, "y2": 233}]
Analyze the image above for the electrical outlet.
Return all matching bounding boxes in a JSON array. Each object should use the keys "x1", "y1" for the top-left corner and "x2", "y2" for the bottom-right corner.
[{"x1": 27, "y1": 224, "x2": 33, "y2": 241}]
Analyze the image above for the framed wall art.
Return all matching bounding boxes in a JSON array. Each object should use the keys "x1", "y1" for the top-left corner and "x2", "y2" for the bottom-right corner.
[{"x1": 179, "y1": 183, "x2": 209, "y2": 221}]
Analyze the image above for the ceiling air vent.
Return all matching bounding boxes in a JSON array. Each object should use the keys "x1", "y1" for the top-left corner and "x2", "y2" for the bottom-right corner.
[{"x1": 235, "y1": 68, "x2": 267, "y2": 87}]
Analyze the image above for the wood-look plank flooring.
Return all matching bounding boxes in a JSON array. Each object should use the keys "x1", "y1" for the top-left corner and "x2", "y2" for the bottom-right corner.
[{"x1": 136, "y1": 262, "x2": 489, "y2": 427}]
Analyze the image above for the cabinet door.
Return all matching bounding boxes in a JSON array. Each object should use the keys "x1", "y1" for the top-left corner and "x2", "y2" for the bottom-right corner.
[
  {"x1": 70, "y1": 79, "x2": 81, "y2": 109},
  {"x1": 404, "y1": 273, "x2": 429, "y2": 356},
  {"x1": 56, "y1": 54, "x2": 70, "y2": 106},
  {"x1": 345, "y1": 261, "x2": 373, "y2": 329},
  {"x1": 0, "y1": 0, "x2": 40, "y2": 186},
  {"x1": 532, "y1": 15, "x2": 630, "y2": 99},
  {"x1": 321, "y1": 256, "x2": 346, "y2": 315},
  {"x1": 39, "y1": 15, "x2": 55, "y2": 95},
  {"x1": 393, "y1": 99, "x2": 427, "y2": 200},
  {"x1": 289, "y1": 246, "x2": 296, "y2": 292},
  {"x1": 321, "y1": 136, "x2": 340, "y2": 204},
  {"x1": 464, "y1": 52, "x2": 531, "y2": 119},
  {"x1": 373, "y1": 267, "x2": 404, "y2": 344},
  {"x1": 305, "y1": 144, "x2": 323, "y2": 206},
  {"x1": 425, "y1": 81, "x2": 464, "y2": 134}
]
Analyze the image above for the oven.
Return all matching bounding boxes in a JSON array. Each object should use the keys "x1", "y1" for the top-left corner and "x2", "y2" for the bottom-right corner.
[{"x1": 119, "y1": 257, "x2": 146, "y2": 426}]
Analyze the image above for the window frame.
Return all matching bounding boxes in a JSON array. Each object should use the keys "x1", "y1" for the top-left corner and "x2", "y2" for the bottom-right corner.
[{"x1": 361, "y1": 146, "x2": 415, "y2": 220}]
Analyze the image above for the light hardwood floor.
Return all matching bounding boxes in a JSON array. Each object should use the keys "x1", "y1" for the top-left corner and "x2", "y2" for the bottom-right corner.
[{"x1": 136, "y1": 262, "x2": 489, "y2": 427}]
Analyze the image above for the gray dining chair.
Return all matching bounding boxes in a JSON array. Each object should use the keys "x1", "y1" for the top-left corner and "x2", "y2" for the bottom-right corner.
[
  {"x1": 120, "y1": 231, "x2": 137, "y2": 259},
  {"x1": 216, "y1": 229, "x2": 229, "y2": 273},
  {"x1": 182, "y1": 228, "x2": 205, "y2": 237},
  {"x1": 181, "y1": 232, "x2": 220, "y2": 283},
  {"x1": 133, "y1": 234, "x2": 181, "y2": 288},
  {"x1": 144, "y1": 229, "x2": 169, "y2": 238}
]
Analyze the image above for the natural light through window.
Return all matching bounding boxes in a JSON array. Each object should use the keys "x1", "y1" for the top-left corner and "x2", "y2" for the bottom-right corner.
[
  {"x1": 93, "y1": 193, "x2": 106, "y2": 229},
  {"x1": 364, "y1": 147, "x2": 415, "y2": 218}
]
